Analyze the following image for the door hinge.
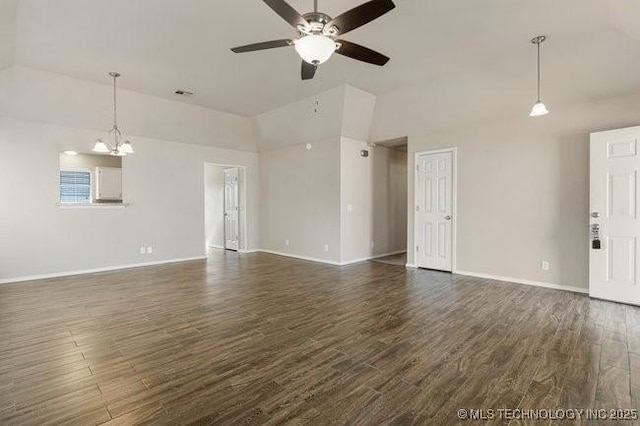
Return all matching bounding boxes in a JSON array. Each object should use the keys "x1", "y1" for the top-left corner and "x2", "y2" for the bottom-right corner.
[
  {"x1": 416, "y1": 205, "x2": 420, "y2": 212},
  {"x1": 416, "y1": 245, "x2": 419, "y2": 252}
]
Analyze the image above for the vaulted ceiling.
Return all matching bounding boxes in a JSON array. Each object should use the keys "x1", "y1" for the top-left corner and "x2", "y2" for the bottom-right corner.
[{"x1": 7, "y1": 0, "x2": 640, "y2": 118}]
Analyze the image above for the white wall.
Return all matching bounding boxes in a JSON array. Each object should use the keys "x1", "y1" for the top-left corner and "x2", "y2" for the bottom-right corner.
[
  {"x1": 259, "y1": 138, "x2": 342, "y2": 263},
  {"x1": 0, "y1": 65, "x2": 258, "y2": 151},
  {"x1": 0, "y1": 116, "x2": 260, "y2": 281},
  {"x1": 371, "y1": 90, "x2": 640, "y2": 289},
  {"x1": 204, "y1": 164, "x2": 226, "y2": 248},
  {"x1": 340, "y1": 138, "x2": 407, "y2": 263}
]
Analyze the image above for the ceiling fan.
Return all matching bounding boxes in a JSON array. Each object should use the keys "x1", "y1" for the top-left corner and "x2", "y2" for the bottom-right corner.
[{"x1": 231, "y1": 0, "x2": 395, "y2": 80}]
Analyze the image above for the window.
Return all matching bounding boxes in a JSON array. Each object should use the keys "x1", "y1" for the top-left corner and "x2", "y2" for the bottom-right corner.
[{"x1": 59, "y1": 170, "x2": 91, "y2": 204}]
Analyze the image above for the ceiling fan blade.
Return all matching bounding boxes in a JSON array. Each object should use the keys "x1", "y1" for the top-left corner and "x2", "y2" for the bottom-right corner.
[
  {"x1": 263, "y1": 0, "x2": 309, "y2": 31},
  {"x1": 301, "y1": 61, "x2": 317, "y2": 80},
  {"x1": 231, "y1": 39, "x2": 293, "y2": 53},
  {"x1": 324, "y1": 0, "x2": 395, "y2": 36},
  {"x1": 335, "y1": 40, "x2": 390, "y2": 66}
]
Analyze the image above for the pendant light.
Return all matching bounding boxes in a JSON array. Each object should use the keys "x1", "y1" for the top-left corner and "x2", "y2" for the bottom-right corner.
[
  {"x1": 92, "y1": 72, "x2": 135, "y2": 156},
  {"x1": 529, "y1": 35, "x2": 549, "y2": 117}
]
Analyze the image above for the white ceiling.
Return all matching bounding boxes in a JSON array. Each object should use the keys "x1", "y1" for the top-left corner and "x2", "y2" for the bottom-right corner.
[{"x1": 10, "y1": 0, "x2": 640, "y2": 117}]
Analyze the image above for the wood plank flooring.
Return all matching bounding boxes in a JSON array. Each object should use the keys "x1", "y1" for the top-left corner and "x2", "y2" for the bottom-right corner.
[{"x1": 0, "y1": 251, "x2": 638, "y2": 425}]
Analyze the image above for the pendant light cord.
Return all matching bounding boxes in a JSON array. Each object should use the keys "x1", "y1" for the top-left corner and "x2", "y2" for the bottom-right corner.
[
  {"x1": 113, "y1": 74, "x2": 118, "y2": 128},
  {"x1": 314, "y1": 0, "x2": 318, "y2": 13},
  {"x1": 537, "y1": 40, "x2": 541, "y2": 102}
]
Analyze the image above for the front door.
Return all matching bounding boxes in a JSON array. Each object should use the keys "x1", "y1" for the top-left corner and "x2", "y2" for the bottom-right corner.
[
  {"x1": 415, "y1": 151, "x2": 454, "y2": 271},
  {"x1": 224, "y1": 168, "x2": 239, "y2": 251},
  {"x1": 590, "y1": 126, "x2": 640, "y2": 306}
]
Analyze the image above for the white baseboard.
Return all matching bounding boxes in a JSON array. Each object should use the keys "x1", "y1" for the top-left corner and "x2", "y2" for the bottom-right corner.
[
  {"x1": 258, "y1": 249, "x2": 407, "y2": 266},
  {"x1": 454, "y1": 270, "x2": 589, "y2": 294},
  {"x1": 340, "y1": 250, "x2": 408, "y2": 266},
  {"x1": 0, "y1": 256, "x2": 207, "y2": 285},
  {"x1": 207, "y1": 244, "x2": 224, "y2": 250},
  {"x1": 238, "y1": 249, "x2": 260, "y2": 254},
  {"x1": 405, "y1": 263, "x2": 417, "y2": 268},
  {"x1": 258, "y1": 250, "x2": 342, "y2": 266}
]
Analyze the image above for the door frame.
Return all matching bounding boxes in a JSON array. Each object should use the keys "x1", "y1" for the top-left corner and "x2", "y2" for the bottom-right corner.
[
  {"x1": 223, "y1": 167, "x2": 240, "y2": 251},
  {"x1": 203, "y1": 162, "x2": 248, "y2": 253},
  {"x1": 413, "y1": 147, "x2": 458, "y2": 272}
]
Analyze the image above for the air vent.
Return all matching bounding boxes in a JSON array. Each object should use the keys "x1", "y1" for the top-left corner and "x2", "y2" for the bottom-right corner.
[{"x1": 175, "y1": 89, "x2": 194, "y2": 96}]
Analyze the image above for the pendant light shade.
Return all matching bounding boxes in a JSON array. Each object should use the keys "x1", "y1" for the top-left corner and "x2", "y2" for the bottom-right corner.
[
  {"x1": 121, "y1": 140, "x2": 134, "y2": 154},
  {"x1": 529, "y1": 101, "x2": 549, "y2": 117},
  {"x1": 529, "y1": 35, "x2": 549, "y2": 117},
  {"x1": 92, "y1": 72, "x2": 135, "y2": 155},
  {"x1": 92, "y1": 140, "x2": 110, "y2": 153}
]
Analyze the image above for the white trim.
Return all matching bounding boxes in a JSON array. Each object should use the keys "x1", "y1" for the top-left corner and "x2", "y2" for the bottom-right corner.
[
  {"x1": 238, "y1": 249, "x2": 260, "y2": 254},
  {"x1": 405, "y1": 264, "x2": 418, "y2": 268},
  {"x1": 259, "y1": 250, "x2": 342, "y2": 265},
  {"x1": 0, "y1": 256, "x2": 207, "y2": 285},
  {"x1": 455, "y1": 270, "x2": 589, "y2": 294},
  {"x1": 207, "y1": 244, "x2": 225, "y2": 250},
  {"x1": 58, "y1": 203, "x2": 128, "y2": 209},
  {"x1": 258, "y1": 250, "x2": 407, "y2": 266},
  {"x1": 340, "y1": 250, "x2": 407, "y2": 266},
  {"x1": 413, "y1": 147, "x2": 458, "y2": 273},
  {"x1": 203, "y1": 162, "x2": 248, "y2": 252}
]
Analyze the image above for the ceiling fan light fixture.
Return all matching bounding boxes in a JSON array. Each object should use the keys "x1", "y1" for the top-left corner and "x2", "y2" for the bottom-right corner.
[
  {"x1": 294, "y1": 34, "x2": 337, "y2": 65},
  {"x1": 529, "y1": 101, "x2": 549, "y2": 117}
]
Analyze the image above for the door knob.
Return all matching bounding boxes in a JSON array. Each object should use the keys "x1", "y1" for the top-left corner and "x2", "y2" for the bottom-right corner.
[{"x1": 444, "y1": 215, "x2": 451, "y2": 220}]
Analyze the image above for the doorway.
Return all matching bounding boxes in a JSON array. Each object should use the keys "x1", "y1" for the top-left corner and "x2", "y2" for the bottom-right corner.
[
  {"x1": 370, "y1": 138, "x2": 409, "y2": 266},
  {"x1": 414, "y1": 148, "x2": 456, "y2": 272},
  {"x1": 204, "y1": 163, "x2": 247, "y2": 253}
]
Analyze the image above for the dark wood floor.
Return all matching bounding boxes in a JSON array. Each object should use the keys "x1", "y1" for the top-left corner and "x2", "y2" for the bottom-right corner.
[{"x1": 1, "y1": 252, "x2": 638, "y2": 425}]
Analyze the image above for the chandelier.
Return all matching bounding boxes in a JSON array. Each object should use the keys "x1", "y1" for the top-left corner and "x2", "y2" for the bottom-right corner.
[{"x1": 92, "y1": 72, "x2": 134, "y2": 156}]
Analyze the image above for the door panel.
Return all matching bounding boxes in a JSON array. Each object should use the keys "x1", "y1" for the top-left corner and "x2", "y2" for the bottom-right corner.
[
  {"x1": 590, "y1": 127, "x2": 640, "y2": 305},
  {"x1": 416, "y1": 151, "x2": 454, "y2": 271},
  {"x1": 224, "y1": 168, "x2": 239, "y2": 251}
]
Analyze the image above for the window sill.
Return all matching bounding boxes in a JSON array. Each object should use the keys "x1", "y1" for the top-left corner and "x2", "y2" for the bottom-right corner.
[{"x1": 58, "y1": 203, "x2": 129, "y2": 209}]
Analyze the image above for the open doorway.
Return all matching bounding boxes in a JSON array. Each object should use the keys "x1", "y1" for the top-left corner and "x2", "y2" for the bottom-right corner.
[
  {"x1": 371, "y1": 137, "x2": 408, "y2": 266},
  {"x1": 204, "y1": 163, "x2": 247, "y2": 254}
]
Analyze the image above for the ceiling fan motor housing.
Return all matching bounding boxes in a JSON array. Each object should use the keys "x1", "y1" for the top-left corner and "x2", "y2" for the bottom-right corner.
[{"x1": 299, "y1": 12, "x2": 338, "y2": 36}]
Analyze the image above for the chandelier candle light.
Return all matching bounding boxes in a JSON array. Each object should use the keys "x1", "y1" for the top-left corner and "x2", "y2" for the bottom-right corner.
[
  {"x1": 529, "y1": 35, "x2": 549, "y2": 117},
  {"x1": 92, "y1": 72, "x2": 134, "y2": 156}
]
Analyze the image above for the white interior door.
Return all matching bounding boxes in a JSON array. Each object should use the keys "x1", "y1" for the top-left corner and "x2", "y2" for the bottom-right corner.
[
  {"x1": 590, "y1": 126, "x2": 640, "y2": 306},
  {"x1": 415, "y1": 151, "x2": 454, "y2": 271},
  {"x1": 224, "y1": 168, "x2": 239, "y2": 251}
]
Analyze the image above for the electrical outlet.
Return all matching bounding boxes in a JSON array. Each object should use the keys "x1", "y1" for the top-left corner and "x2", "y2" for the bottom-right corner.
[
  {"x1": 324, "y1": 244, "x2": 329, "y2": 252},
  {"x1": 541, "y1": 261, "x2": 549, "y2": 271},
  {"x1": 139, "y1": 246, "x2": 146, "y2": 254},
  {"x1": 147, "y1": 246, "x2": 153, "y2": 254},
  {"x1": 285, "y1": 239, "x2": 290, "y2": 247}
]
